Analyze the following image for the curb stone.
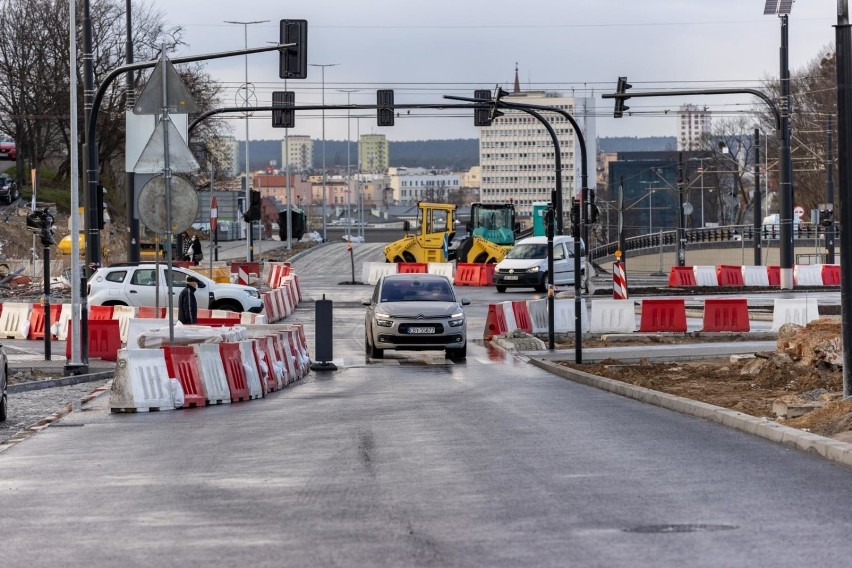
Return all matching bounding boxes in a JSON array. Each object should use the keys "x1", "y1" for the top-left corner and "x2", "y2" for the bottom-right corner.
[{"x1": 524, "y1": 357, "x2": 852, "y2": 470}]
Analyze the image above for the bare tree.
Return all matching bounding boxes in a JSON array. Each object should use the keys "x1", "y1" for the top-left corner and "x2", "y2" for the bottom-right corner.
[
  {"x1": 758, "y1": 45, "x2": 838, "y2": 214},
  {"x1": 0, "y1": 0, "x2": 229, "y2": 202},
  {"x1": 696, "y1": 116, "x2": 757, "y2": 225}
]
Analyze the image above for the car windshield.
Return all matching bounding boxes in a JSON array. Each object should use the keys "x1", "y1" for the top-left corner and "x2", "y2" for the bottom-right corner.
[
  {"x1": 381, "y1": 280, "x2": 455, "y2": 302},
  {"x1": 506, "y1": 243, "x2": 549, "y2": 259}
]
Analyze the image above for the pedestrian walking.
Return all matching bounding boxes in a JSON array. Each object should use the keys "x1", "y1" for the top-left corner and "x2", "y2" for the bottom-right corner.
[
  {"x1": 190, "y1": 235, "x2": 203, "y2": 266},
  {"x1": 178, "y1": 275, "x2": 199, "y2": 324}
]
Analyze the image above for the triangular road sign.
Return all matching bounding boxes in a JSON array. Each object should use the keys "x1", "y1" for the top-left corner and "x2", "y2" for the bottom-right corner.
[
  {"x1": 133, "y1": 118, "x2": 200, "y2": 174},
  {"x1": 133, "y1": 58, "x2": 200, "y2": 115}
]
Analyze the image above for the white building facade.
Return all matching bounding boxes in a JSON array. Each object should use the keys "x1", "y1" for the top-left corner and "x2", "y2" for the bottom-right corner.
[
  {"x1": 677, "y1": 104, "x2": 711, "y2": 151},
  {"x1": 387, "y1": 167, "x2": 461, "y2": 205},
  {"x1": 479, "y1": 90, "x2": 578, "y2": 220},
  {"x1": 280, "y1": 135, "x2": 314, "y2": 173}
]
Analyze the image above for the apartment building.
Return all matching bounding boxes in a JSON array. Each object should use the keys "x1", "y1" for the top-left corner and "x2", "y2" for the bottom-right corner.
[
  {"x1": 478, "y1": 90, "x2": 578, "y2": 220},
  {"x1": 280, "y1": 135, "x2": 314, "y2": 173},
  {"x1": 359, "y1": 134, "x2": 389, "y2": 172},
  {"x1": 677, "y1": 104, "x2": 711, "y2": 151}
]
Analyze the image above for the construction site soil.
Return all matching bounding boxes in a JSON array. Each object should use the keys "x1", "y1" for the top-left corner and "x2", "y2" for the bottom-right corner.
[{"x1": 555, "y1": 319, "x2": 852, "y2": 442}]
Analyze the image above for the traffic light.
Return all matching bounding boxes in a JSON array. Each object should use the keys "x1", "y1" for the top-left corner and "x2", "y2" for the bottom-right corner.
[
  {"x1": 272, "y1": 91, "x2": 295, "y2": 128},
  {"x1": 27, "y1": 208, "x2": 55, "y2": 246},
  {"x1": 279, "y1": 19, "x2": 308, "y2": 79},
  {"x1": 96, "y1": 184, "x2": 107, "y2": 229},
  {"x1": 819, "y1": 207, "x2": 834, "y2": 227},
  {"x1": 474, "y1": 89, "x2": 492, "y2": 126},
  {"x1": 570, "y1": 200, "x2": 581, "y2": 227},
  {"x1": 585, "y1": 189, "x2": 600, "y2": 223},
  {"x1": 243, "y1": 190, "x2": 261, "y2": 222},
  {"x1": 613, "y1": 76, "x2": 632, "y2": 118},
  {"x1": 377, "y1": 89, "x2": 395, "y2": 126}
]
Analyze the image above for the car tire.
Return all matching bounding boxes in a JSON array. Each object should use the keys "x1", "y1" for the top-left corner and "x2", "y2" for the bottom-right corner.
[
  {"x1": 214, "y1": 300, "x2": 243, "y2": 313},
  {"x1": 367, "y1": 334, "x2": 383, "y2": 359},
  {"x1": 496, "y1": 285, "x2": 506, "y2": 293},
  {"x1": 447, "y1": 344, "x2": 466, "y2": 362},
  {"x1": 534, "y1": 273, "x2": 547, "y2": 293},
  {"x1": 0, "y1": 394, "x2": 6, "y2": 422}
]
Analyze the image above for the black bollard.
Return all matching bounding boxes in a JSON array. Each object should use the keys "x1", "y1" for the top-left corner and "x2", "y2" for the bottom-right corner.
[{"x1": 310, "y1": 294, "x2": 337, "y2": 371}]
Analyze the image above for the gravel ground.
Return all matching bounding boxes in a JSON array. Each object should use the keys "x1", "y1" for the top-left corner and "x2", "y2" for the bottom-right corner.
[{"x1": 0, "y1": 379, "x2": 111, "y2": 445}]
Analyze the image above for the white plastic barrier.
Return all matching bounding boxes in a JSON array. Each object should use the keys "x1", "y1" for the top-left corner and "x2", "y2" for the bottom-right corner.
[
  {"x1": 56, "y1": 303, "x2": 72, "y2": 340},
  {"x1": 527, "y1": 299, "x2": 548, "y2": 334},
  {"x1": 741, "y1": 266, "x2": 770, "y2": 287},
  {"x1": 126, "y1": 318, "x2": 170, "y2": 350},
  {"x1": 693, "y1": 266, "x2": 719, "y2": 287},
  {"x1": 109, "y1": 348, "x2": 176, "y2": 412},
  {"x1": 240, "y1": 311, "x2": 268, "y2": 325},
  {"x1": 500, "y1": 301, "x2": 518, "y2": 333},
  {"x1": 554, "y1": 298, "x2": 590, "y2": 333},
  {"x1": 590, "y1": 299, "x2": 637, "y2": 334},
  {"x1": 427, "y1": 262, "x2": 455, "y2": 280},
  {"x1": 262, "y1": 336, "x2": 286, "y2": 388},
  {"x1": 192, "y1": 343, "x2": 231, "y2": 404},
  {"x1": 362, "y1": 262, "x2": 398, "y2": 285},
  {"x1": 112, "y1": 305, "x2": 137, "y2": 344},
  {"x1": 794, "y1": 264, "x2": 823, "y2": 287},
  {"x1": 771, "y1": 297, "x2": 820, "y2": 331},
  {"x1": 238, "y1": 340, "x2": 263, "y2": 400},
  {"x1": 0, "y1": 303, "x2": 32, "y2": 339}
]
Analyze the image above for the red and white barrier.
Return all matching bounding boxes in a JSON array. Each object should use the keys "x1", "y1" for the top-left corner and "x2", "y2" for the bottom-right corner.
[
  {"x1": 193, "y1": 344, "x2": 231, "y2": 405},
  {"x1": 109, "y1": 348, "x2": 176, "y2": 412},
  {"x1": 590, "y1": 299, "x2": 636, "y2": 334}
]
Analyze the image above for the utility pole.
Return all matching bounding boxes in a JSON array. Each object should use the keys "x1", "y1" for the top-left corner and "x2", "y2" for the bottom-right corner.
[
  {"x1": 836, "y1": 0, "x2": 852, "y2": 396},
  {"x1": 826, "y1": 118, "x2": 836, "y2": 264},
  {"x1": 754, "y1": 129, "x2": 762, "y2": 266}
]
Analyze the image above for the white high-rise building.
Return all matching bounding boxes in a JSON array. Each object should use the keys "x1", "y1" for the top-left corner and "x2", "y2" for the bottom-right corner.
[
  {"x1": 479, "y1": 68, "x2": 579, "y2": 220},
  {"x1": 281, "y1": 135, "x2": 314, "y2": 173},
  {"x1": 677, "y1": 104, "x2": 711, "y2": 151}
]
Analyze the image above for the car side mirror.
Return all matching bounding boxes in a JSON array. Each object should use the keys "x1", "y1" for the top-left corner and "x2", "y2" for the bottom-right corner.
[
  {"x1": 361, "y1": 298, "x2": 372, "y2": 306},
  {"x1": 461, "y1": 298, "x2": 471, "y2": 306},
  {"x1": 196, "y1": 281, "x2": 207, "y2": 289}
]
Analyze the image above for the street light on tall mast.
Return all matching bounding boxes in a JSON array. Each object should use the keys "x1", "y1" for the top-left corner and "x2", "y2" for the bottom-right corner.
[
  {"x1": 225, "y1": 19, "x2": 268, "y2": 261},
  {"x1": 309, "y1": 63, "x2": 338, "y2": 242}
]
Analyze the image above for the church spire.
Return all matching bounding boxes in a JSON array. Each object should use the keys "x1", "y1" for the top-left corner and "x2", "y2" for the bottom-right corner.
[{"x1": 513, "y1": 62, "x2": 521, "y2": 94}]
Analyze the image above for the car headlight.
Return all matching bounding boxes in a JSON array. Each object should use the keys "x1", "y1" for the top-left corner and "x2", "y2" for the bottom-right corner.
[
  {"x1": 527, "y1": 266, "x2": 540, "y2": 273},
  {"x1": 448, "y1": 308, "x2": 465, "y2": 327},
  {"x1": 244, "y1": 289, "x2": 260, "y2": 299},
  {"x1": 374, "y1": 306, "x2": 393, "y2": 327}
]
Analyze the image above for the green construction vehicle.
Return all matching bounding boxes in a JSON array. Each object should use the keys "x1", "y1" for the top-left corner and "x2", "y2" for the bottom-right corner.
[{"x1": 454, "y1": 202, "x2": 519, "y2": 264}]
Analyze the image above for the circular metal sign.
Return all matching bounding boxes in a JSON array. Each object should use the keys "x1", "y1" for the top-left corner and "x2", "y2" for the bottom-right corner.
[
  {"x1": 682, "y1": 202, "x2": 694, "y2": 215},
  {"x1": 138, "y1": 175, "x2": 199, "y2": 234}
]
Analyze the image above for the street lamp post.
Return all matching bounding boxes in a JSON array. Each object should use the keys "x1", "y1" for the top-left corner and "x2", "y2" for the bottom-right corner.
[
  {"x1": 225, "y1": 19, "x2": 268, "y2": 262},
  {"x1": 338, "y1": 89, "x2": 359, "y2": 239},
  {"x1": 309, "y1": 63, "x2": 338, "y2": 243}
]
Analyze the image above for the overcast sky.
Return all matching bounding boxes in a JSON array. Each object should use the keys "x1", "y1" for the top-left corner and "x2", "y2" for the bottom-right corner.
[{"x1": 147, "y1": 0, "x2": 838, "y2": 143}]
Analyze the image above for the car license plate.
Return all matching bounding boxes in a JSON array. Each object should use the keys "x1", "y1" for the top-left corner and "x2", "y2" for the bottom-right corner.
[
  {"x1": 408, "y1": 326, "x2": 435, "y2": 334},
  {"x1": 505, "y1": 275, "x2": 518, "y2": 280}
]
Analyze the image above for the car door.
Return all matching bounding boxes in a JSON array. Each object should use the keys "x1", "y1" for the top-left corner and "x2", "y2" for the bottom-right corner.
[
  {"x1": 165, "y1": 267, "x2": 210, "y2": 309},
  {"x1": 126, "y1": 268, "x2": 161, "y2": 307},
  {"x1": 552, "y1": 242, "x2": 574, "y2": 285}
]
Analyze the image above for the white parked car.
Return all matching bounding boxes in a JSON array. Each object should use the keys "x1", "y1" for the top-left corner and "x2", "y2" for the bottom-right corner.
[
  {"x1": 88, "y1": 263, "x2": 264, "y2": 313},
  {"x1": 493, "y1": 235, "x2": 592, "y2": 293}
]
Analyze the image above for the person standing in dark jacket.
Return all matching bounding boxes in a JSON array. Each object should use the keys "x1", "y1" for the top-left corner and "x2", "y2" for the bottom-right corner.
[
  {"x1": 190, "y1": 235, "x2": 203, "y2": 266},
  {"x1": 178, "y1": 276, "x2": 199, "y2": 324}
]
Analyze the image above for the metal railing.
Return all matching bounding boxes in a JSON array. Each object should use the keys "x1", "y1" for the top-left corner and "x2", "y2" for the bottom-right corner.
[{"x1": 590, "y1": 224, "x2": 840, "y2": 261}]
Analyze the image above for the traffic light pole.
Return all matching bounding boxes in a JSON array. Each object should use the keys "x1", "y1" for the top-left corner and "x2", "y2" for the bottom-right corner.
[
  {"x1": 603, "y1": 85, "x2": 790, "y2": 287},
  {"x1": 85, "y1": 43, "x2": 292, "y2": 272}
]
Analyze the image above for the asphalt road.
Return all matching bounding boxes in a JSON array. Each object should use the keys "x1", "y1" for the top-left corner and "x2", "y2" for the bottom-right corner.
[{"x1": 2, "y1": 242, "x2": 852, "y2": 567}]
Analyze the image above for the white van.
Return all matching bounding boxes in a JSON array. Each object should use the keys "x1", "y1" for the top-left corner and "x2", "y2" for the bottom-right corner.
[{"x1": 493, "y1": 235, "x2": 591, "y2": 293}]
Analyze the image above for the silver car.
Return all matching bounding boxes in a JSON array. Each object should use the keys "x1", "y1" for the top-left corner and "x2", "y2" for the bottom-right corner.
[{"x1": 363, "y1": 274, "x2": 470, "y2": 361}]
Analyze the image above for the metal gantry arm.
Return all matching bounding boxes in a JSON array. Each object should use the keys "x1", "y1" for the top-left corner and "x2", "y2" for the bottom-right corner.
[{"x1": 603, "y1": 84, "x2": 793, "y2": 288}]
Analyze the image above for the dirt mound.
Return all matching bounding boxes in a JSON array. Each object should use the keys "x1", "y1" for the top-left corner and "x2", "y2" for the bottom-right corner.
[{"x1": 556, "y1": 318, "x2": 850, "y2": 439}]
